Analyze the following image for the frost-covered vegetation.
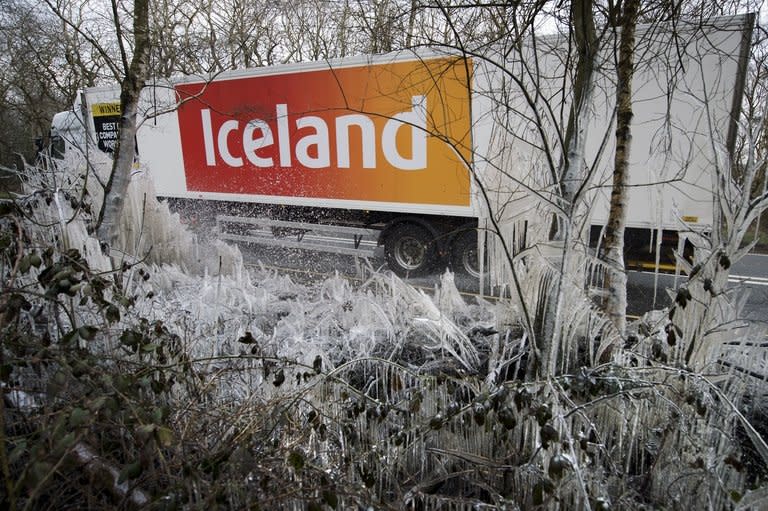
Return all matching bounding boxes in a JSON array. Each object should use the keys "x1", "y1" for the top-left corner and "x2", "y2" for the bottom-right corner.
[{"x1": 1, "y1": 142, "x2": 767, "y2": 510}]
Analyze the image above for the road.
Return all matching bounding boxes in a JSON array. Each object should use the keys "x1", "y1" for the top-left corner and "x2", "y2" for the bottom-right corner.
[
  {"x1": 627, "y1": 253, "x2": 768, "y2": 318},
  {"x1": 239, "y1": 244, "x2": 767, "y2": 319}
]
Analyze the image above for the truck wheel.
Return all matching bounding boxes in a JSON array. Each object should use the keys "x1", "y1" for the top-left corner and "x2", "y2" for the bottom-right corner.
[
  {"x1": 451, "y1": 230, "x2": 487, "y2": 278},
  {"x1": 384, "y1": 224, "x2": 435, "y2": 276}
]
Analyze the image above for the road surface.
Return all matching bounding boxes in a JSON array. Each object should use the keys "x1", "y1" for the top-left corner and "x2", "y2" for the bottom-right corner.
[{"x1": 627, "y1": 253, "x2": 768, "y2": 318}]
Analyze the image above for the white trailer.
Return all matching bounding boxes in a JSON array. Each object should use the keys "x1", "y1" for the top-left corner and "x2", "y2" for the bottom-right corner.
[{"x1": 51, "y1": 14, "x2": 753, "y2": 277}]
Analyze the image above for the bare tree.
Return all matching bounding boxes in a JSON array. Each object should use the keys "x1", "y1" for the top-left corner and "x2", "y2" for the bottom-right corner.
[
  {"x1": 0, "y1": 1, "x2": 84, "y2": 168},
  {"x1": 94, "y1": 0, "x2": 151, "y2": 246},
  {"x1": 39, "y1": 0, "x2": 150, "y2": 246},
  {"x1": 541, "y1": 0, "x2": 601, "y2": 377},
  {"x1": 601, "y1": 0, "x2": 641, "y2": 339}
]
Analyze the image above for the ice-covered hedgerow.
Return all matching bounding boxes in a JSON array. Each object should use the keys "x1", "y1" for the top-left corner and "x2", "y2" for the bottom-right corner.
[{"x1": 1, "y1": 154, "x2": 767, "y2": 510}]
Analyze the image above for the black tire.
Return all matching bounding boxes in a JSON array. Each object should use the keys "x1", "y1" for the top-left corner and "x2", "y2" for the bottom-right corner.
[
  {"x1": 451, "y1": 230, "x2": 487, "y2": 278},
  {"x1": 384, "y1": 223, "x2": 436, "y2": 276}
]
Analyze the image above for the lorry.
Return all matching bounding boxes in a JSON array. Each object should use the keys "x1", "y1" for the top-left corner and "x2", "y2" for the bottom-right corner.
[{"x1": 50, "y1": 14, "x2": 753, "y2": 280}]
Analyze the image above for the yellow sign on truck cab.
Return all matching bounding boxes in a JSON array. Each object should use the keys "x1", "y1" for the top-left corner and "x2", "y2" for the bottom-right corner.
[
  {"x1": 92, "y1": 102, "x2": 121, "y2": 117},
  {"x1": 91, "y1": 102, "x2": 121, "y2": 153}
]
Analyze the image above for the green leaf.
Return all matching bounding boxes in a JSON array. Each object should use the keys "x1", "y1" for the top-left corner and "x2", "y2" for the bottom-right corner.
[
  {"x1": 429, "y1": 413, "x2": 444, "y2": 430},
  {"x1": 497, "y1": 406, "x2": 517, "y2": 430},
  {"x1": 540, "y1": 424, "x2": 559, "y2": 448},
  {"x1": 0, "y1": 200, "x2": 18, "y2": 217},
  {"x1": 155, "y1": 426, "x2": 174, "y2": 447},
  {"x1": 69, "y1": 407, "x2": 90, "y2": 428},
  {"x1": 472, "y1": 402, "x2": 486, "y2": 426},
  {"x1": 594, "y1": 497, "x2": 611, "y2": 511},
  {"x1": 322, "y1": 490, "x2": 339, "y2": 509},
  {"x1": 141, "y1": 342, "x2": 159, "y2": 353},
  {"x1": 273, "y1": 368, "x2": 285, "y2": 386},
  {"x1": 26, "y1": 461, "x2": 54, "y2": 489},
  {"x1": 29, "y1": 253, "x2": 42, "y2": 268},
  {"x1": 237, "y1": 331, "x2": 257, "y2": 344},
  {"x1": 53, "y1": 432, "x2": 77, "y2": 456},
  {"x1": 532, "y1": 479, "x2": 555, "y2": 506},
  {"x1": 361, "y1": 469, "x2": 375, "y2": 488},
  {"x1": 548, "y1": 454, "x2": 572, "y2": 479},
  {"x1": 61, "y1": 330, "x2": 78, "y2": 345},
  {"x1": 87, "y1": 396, "x2": 108, "y2": 412},
  {"x1": 105, "y1": 304, "x2": 120, "y2": 323},
  {"x1": 288, "y1": 450, "x2": 304, "y2": 471},
  {"x1": 8, "y1": 441, "x2": 27, "y2": 464},
  {"x1": 534, "y1": 404, "x2": 552, "y2": 426},
  {"x1": 136, "y1": 424, "x2": 156, "y2": 439},
  {"x1": 77, "y1": 325, "x2": 99, "y2": 341},
  {"x1": 49, "y1": 268, "x2": 75, "y2": 284},
  {"x1": 118, "y1": 460, "x2": 142, "y2": 484},
  {"x1": 120, "y1": 329, "x2": 141, "y2": 348},
  {"x1": 19, "y1": 255, "x2": 31, "y2": 274},
  {"x1": 0, "y1": 364, "x2": 12, "y2": 382}
]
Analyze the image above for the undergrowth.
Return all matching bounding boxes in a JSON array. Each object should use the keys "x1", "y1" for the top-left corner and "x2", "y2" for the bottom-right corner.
[{"x1": 1, "y1": 160, "x2": 767, "y2": 510}]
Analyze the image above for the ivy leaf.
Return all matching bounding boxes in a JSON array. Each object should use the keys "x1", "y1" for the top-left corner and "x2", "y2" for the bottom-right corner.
[
  {"x1": 0, "y1": 200, "x2": 19, "y2": 217},
  {"x1": 53, "y1": 432, "x2": 77, "y2": 457},
  {"x1": 29, "y1": 252, "x2": 42, "y2": 268},
  {"x1": 155, "y1": 426, "x2": 174, "y2": 447},
  {"x1": 540, "y1": 424, "x2": 559, "y2": 448},
  {"x1": 87, "y1": 396, "x2": 108, "y2": 412},
  {"x1": 120, "y1": 329, "x2": 141, "y2": 348},
  {"x1": 69, "y1": 407, "x2": 90, "y2": 428},
  {"x1": 26, "y1": 461, "x2": 54, "y2": 489},
  {"x1": 288, "y1": 450, "x2": 304, "y2": 471},
  {"x1": 497, "y1": 406, "x2": 517, "y2": 430},
  {"x1": 322, "y1": 490, "x2": 339, "y2": 509},
  {"x1": 675, "y1": 287, "x2": 692, "y2": 308},
  {"x1": 8, "y1": 441, "x2": 27, "y2": 464},
  {"x1": 141, "y1": 342, "x2": 159, "y2": 353},
  {"x1": 532, "y1": 479, "x2": 555, "y2": 505},
  {"x1": 665, "y1": 324, "x2": 677, "y2": 346},
  {"x1": 273, "y1": 369, "x2": 285, "y2": 387},
  {"x1": 237, "y1": 331, "x2": 257, "y2": 344},
  {"x1": 19, "y1": 255, "x2": 31, "y2": 273},
  {"x1": 117, "y1": 460, "x2": 143, "y2": 484},
  {"x1": 548, "y1": 454, "x2": 572, "y2": 479},
  {"x1": 78, "y1": 325, "x2": 99, "y2": 341},
  {"x1": 105, "y1": 304, "x2": 120, "y2": 323},
  {"x1": 0, "y1": 364, "x2": 12, "y2": 383},
  {"x1": 534, "y1": 404, "x2": 552, "y2": 426},
  {"x1": 360, "y1": 469, "x2": 375, "y2": 488},
  {"x1": 61, "y1": 330, "x2": 78, "y2": 345},
  {"x1": 472, "y1": 402, "x2": 486, "y2": 426}
]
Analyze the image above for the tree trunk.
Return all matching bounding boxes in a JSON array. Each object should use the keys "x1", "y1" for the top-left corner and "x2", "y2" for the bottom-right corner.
[
  {"x1": 541, "y1": 0, "x2": 598, "y2": 377},
  {"x1": 96, "y1": 0, "x2": 150, "y2": 247},
  {"x1": 558, "y1": 0, "x2": 598, "y2": 222},
  {"x1": 602, "y1": 0, "x2": 640, "y2": 341}
]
